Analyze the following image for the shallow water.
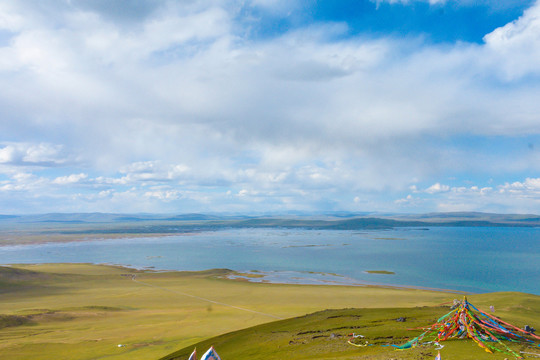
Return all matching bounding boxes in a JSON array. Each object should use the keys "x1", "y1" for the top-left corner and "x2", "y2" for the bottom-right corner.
[{"x1": 1, "y1": 227, "x2": 538, "y2": 294}]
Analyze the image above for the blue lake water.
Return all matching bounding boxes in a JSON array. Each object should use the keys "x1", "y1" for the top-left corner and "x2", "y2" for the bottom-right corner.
[{"x1": 1, "y1": 227, "x2": 538, "y2": 294}]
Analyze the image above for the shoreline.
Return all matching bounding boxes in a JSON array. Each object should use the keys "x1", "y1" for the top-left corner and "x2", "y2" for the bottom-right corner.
[
  {"x1": 227, "y1": 269, "x2": 471, "y2": 294},
  {"x1": 0, "y1": 232, "x2": 185, "y2": 247},
  {"x1": 3, "y1": 262, "x2": 471, "y2": 295}
]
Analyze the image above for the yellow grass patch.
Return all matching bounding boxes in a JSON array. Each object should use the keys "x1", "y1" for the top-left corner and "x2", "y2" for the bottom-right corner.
[{"x1": 0, "y1": 263, "x2": 495, "y2": 360}]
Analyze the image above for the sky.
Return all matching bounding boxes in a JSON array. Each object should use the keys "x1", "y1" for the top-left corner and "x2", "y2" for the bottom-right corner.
[{"x1": 1, "y1": 0, "x2": 540, "y2": 215}]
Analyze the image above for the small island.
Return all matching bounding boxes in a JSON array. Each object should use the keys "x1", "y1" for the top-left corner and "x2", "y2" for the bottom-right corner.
[{"x1": 365, "y1": 270, "x2": 395, "y2": 275}]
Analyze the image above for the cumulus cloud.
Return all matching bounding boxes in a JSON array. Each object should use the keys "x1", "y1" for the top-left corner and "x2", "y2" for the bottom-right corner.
[
  {"x1": 395, "y1": 194, "x2": 417, "y2": 206},
  {"x1": 500, "y1": 178, "x2": 540, "y2": 194},
  {"x1": 0, "y1": 143, "x2": 67, "y2": 166},
  {"x1": 483, "y1": 1, "x2": 540, "y2": 79},
  {"x1": 425, "y1": 183, "x2": 451, "y2": 194},
  {"x1": 0, "y1": 146, "x2": 16, "y2": 163},
  {"x1": 53, "y1": 173, "x2": 88, "y2": 185},
  {"x1": 0, "y1": 0, "x2": 540, "y2": 213},
  {"x1": 393, "y1": 180, "x2": 540, "y2": 213},
  {"x1": 0, "y1": 172, "x2": 47, "y2": 192},
  {"x1": 144, "y1": 189, "x2": 182, "y2": 201}
]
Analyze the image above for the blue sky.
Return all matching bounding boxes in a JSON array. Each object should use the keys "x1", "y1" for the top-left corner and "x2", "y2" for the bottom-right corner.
[{"x1": 1, "y1": 0, "x2": 540, "y2": 214}]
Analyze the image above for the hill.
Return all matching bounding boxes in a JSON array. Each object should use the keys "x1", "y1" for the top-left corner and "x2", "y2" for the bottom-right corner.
[
  {"x1": 2, "y1": 211, "x2": 540, "y2": 246},
  {"x1": 161, "y1": 293, "x2": 540, "y2": 360}
]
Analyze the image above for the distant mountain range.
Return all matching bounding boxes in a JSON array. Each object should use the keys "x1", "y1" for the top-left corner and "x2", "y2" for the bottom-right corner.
[
  {"x1": 0, "y1": 212, "x2": 539, "y2": 235},
  {"x1": 0, "y1": 212, "x2": 248, "y2": 223}
]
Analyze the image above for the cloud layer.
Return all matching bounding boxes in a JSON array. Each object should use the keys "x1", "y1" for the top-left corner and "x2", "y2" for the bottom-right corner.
[{"x1": 1, "y1": 0, "x2": 540, "y2": 214}]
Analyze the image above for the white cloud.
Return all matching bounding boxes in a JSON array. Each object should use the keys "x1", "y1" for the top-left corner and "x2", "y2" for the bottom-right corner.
[
  {"x1": 0, "y1": 2, "x2": 24, "y2": 32},
  {"x1": 23, "y1": 143, "x2": 64, "y2": 163},
  {"x1": 0, "y1": 145, "x2": 17, "y2": 163},
  {"x1": 393, "y1": 179, "x2": 540, "y2": 213},
  {"x1": 75, "y1": 5, "x2": 231, "y2": 65},
  {"x1": 120, "y1": 161, "x2": 159, "y2": 174},
  {"x1": 425, "y1": 183, "x2": 450, "y2": 194},
  {"x1": 237, "y1": 189, "x2": 254, "y2": 197},
  {"x1": 395, "y1": 194, "x2": 416, "y2": 205},
  {"x1": 483, "y1": 1, "x2": 540, "y2": 79},
  {"x1": 0, "y1": 1, "x2": 540, "y2": 213},
  {"x1": 53, "y1": 173, "x2": 88, "y2": 185},
  {"x1": 144, "y1": 189, "x2": 182, "y2": 201},
  {"x1": 500, "y1": 177, "x2": 540, "y2": 193},
  {"x1": 0, "y1": 171, "x2": 47, "y2": 192},
  {"x1": 0, "y1": 143, "x2": 67, "y2": 166}
]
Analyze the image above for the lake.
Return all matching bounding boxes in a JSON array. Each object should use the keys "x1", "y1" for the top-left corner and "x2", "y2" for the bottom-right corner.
[{"x1": 1, "y1": 227, "x2": 538, "y2": 294}]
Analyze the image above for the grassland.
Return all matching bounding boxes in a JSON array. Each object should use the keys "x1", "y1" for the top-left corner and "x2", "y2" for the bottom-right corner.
[
  {"x1": 161, "y1": 296, "x2": 540, "y2": 360},
  {"x1": 1, "y1": 264, "x2": 539, "y2": 360},
  {"x1": 0, "y1": 263, "x2": 449, "y2": 359}
]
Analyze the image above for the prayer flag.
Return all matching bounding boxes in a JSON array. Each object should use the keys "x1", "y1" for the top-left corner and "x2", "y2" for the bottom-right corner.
[
  {"x1": 188, "y1": 348, "x2": 197, "y2": 360},
  {"x1": 435, "y1": 351, "x2": 441, "y2": 360},
  {"x1": 200, "y1": 346, "x2": 221, "y2": 360}
]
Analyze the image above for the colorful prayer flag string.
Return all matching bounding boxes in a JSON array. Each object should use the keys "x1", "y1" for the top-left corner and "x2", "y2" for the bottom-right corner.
[{"x1": 387, "y1": 297, "x2": 538, "y2": 359}]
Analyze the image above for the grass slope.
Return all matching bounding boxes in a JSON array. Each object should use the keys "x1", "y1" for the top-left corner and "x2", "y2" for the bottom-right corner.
[
  {"x1": 0, "y1": 264, "x2": 454, "y2": 360},
  {"x1": 161, "y1": 293, "x2": 540, "y2": 360}
]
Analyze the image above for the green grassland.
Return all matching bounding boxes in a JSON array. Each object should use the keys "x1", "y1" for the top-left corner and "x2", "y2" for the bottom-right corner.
[
  {"x1": 161, "y1": 298, "x2": 540, "y2": 360},
  {"x1": 1, "y1": 264, "x2": 538, "y2": 360}
]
